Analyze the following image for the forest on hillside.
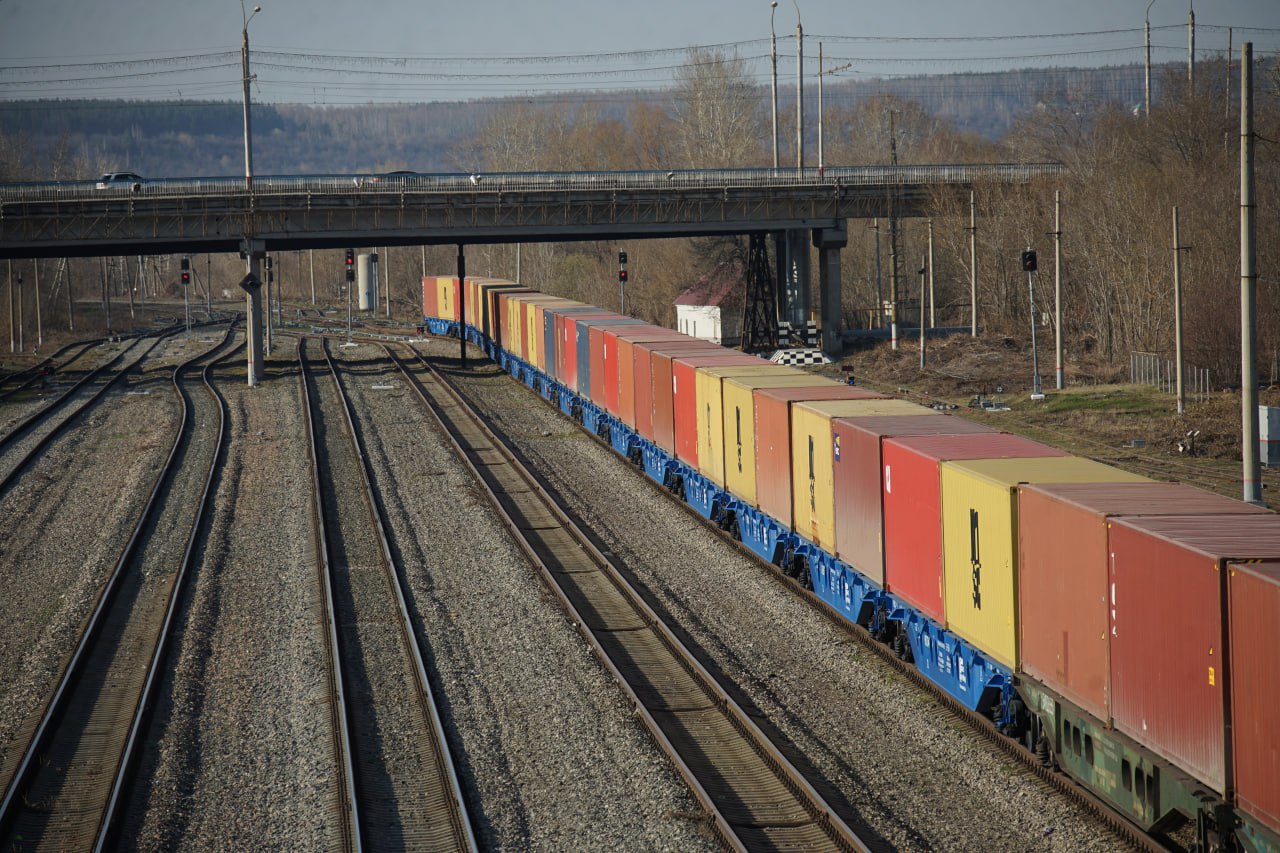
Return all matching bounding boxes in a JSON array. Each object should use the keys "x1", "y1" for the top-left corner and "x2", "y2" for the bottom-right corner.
[{"x1": 1, "y1": 53, "x2": 1278, "y2": 387}]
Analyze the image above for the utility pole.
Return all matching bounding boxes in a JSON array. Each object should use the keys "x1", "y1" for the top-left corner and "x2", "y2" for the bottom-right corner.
[
  {"x1": 770, "y1": 1, "x2": 779, "y2": 170},
  {"x1": 264, "y1": 254, "x2": 273, "y2": 352},
  {"x1": 888, "y1": 111, "x2": 901, "y2": 350},
  {"x1": 309, "y1": 249, "x2": 316, "y2": 305},
  {"x1": 7, "y1": 261, "x2": 14, "y2": 353},
  {"x1": 1053, "y1": 191, "x2": 1063, "y2": 390},
  {"x1": 795, "y1": 2, "x2": 803, "y2": 170},
  {"x1": 817, "y1": 42, "x2": 823, "y2": 172},
  {"x1": 969, "y1": 190, "x2": 978, "y2": 336},
  {"x1": 457, "y1": 244, "x2": 467, "y2": 368},
  {"x1": 33, "y1": 260, "x2": 43, "y2": 348},
  {"x1": 383, "y1": 246, "x2": 391, "y2": 318},
  {"x1": 1172, "y1": 206, "x2": 1187, "y2": 414},
  {"x1": 1240, "y1": 41, "x2": 1260, "y2": 504},
  {"x1": 1145, "y1": 0, "x2": 1155, "y2": 118},
  {"x1": 1187, "y1": 1, "x2": 1195, "y2": 89},
  {"x1": 16, "y1": 273, "x2": 23, "y2": 354},
  {"x1": 872, "y1": 220, "x2": 882, "y2": 329},
  {"x1": 64, "y1": 258, "x2": 74, "y2": 333}
]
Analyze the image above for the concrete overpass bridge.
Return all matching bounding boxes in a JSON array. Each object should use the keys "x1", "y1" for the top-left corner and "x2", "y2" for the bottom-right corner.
[{"x1": 0, "y1": 164, "x2": 1060, "y2": 378}]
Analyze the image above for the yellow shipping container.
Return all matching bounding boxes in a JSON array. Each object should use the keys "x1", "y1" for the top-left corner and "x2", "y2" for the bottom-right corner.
[
  {"x1": 695, "y1": 364, "x2": 809, "y2": 486},
  {"x1": 791, "y1": 398, "x2": 931, "y2": 550},
  {"x1": 509, "y1": 294, "x2": 537, "y2": 361},
  {"x1": 722, "y1": 374, "x2": 840, "y2": 505},
  {"x1": 940, "y1": 457, "x2": 1149, "y2": 669},
  {"x1": 436, "y1": 276, "x2": 457, "y2": 322}
]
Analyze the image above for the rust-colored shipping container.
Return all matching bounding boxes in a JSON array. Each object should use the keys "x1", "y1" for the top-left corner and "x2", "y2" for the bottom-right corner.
[
  {"x1": 881, "y1": 432, "x2": 1066, "y2": 624},
  {"x1": 1018, "y1": 483, "x2": 1267, "y2": 724},
  {"x1": 753, "y1": 385, "x2": 888, "y2": 526},
  {"x1": 1107, "y1": 513, "x2": 1280, "y2": 795},
  {"x1": 671, "y1": 353, "x2": 765, "y2": 465},
  {"x1": 603, "y1": 327, "x2": 681, "y2": 417},
  {"x1": 832, "y1": 415, "x2": 997, "y2": 588},
  {"x1": 1229, "y1": 560, "x2": 1280, "y2": 837},
  {"x1": 645, "y1": 343, "x2": 727, "y2": 452},
  {"x1": 422, "y1": 276, "x2": 438, "y2": 320}
]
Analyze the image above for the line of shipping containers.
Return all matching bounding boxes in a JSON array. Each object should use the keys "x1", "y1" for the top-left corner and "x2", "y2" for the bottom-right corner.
[
  {"x1": 633, "y1": 340, "x2": 722, "y2": 445},
  {"x1": 579, "y1": 316, "x2": 644, "y2": 400},
  {"x1": 695, "y1": 365, "x2": 813, "y2": 488},
  {"x1": 832, "y1": 415, "x2": 999, "y2": 589},
  {"x1": 671, "y1": 353, "x2": 768, "y2": 466},
  {"x1": 435, "y1": 276, "x2": 459, "y2": 322},
  {"x1": 880, "y1": 432, "x2": 1066, "y2": 625},
  {"x1": 937, "y1": 458, "x2": 1149, "y2": 672},
  {"x1": 481, "y1": 283, "x2": 530, "y2": 344},
  {"x1": 1017, "y1": 482, "x2": 1268, "y2": 725},
  {"x1": 565, "y1": 312, "x2": 624, "y2": 394},
  {"x1": 648, "y1": 344, "x2": 737, "y2": 455},
  {"x1": 585, "y1": 318, "x2": 645, "y2": 404},
  {"x1": 753, "y1": 385, "x2": 889, "y2": 530},
  {"x1": 1228, "y1": 559, "x2": 1280, "y2": 840},
  {"x1": 604, "y1": 327, "x2": 683, "y2": 418},
  {"x1": 720, "y1": 375, "x2": 848, "y2": 505},
  {"x1": 615, "y1": 330, "x2": 690, "y2": 428},
  {"x1": 524, "y1": 294, "x2": 559, "y2": 371},
  {"x1": 532, "y1": 297, "x2": 578, "y2": 373},
  {"x1": 554, "y1": 307, "x2": 611, "y2": 387},
  {"x1": 548, "y1": 305, "x2": 599, "y2": 383},
  {"x1": 1106, "y1": 514, "x2": 1280, "y2": 799},
  {"x1": 514, "y1": 293, "x2": 550, "y2": 362},
  {"x1": 422, "y1": 276, "x2": 439, "y2": 321},
  {"x1": 789, "y1": 399, "x2": 932, "y2": 552}
]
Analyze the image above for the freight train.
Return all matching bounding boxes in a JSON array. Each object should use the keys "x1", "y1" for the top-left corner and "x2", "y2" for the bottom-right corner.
[{"x1": 423, "y1": 274, "x2": 1279, "y2": 853}]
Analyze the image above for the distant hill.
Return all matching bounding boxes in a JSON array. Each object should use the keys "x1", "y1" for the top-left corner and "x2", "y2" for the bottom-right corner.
[{"x1": 0, "y1": 63, "x2": 1159, "y2": 180}]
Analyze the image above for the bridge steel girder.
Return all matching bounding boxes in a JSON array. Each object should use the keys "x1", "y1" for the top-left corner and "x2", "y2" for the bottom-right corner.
[{"x1": 1, "y1": 182, "x2": 957, "y2": 260}]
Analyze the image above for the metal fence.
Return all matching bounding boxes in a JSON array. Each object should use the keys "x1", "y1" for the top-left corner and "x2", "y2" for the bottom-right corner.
[
  {"x1": 0, "y1": 163, "x2": 1064, "y2": 204},
  {"x1": 1130, "y1": 351, "x2": 1212, "y2": 403}
]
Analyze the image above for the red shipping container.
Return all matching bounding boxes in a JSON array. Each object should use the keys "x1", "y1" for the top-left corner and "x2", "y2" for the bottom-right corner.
[
  {"x1": 1017, "y1": 482, "x2": 1267, "y2": 724},
  {"x1": 880, "y1": 432, "x2": 1067, "y2": 624},
  {"x1": 647, "y1": 344, "x2": 726, "y2": 453},
  {"x1": 1108, "y1": 514, "x2": 1280, "y2": 795},
  {"x1": 672, "y1": 353, "x2": 765, "y2": 465},
  {"x1": 753, "y1": 385, "x2": 887, "y2": 526},
  {"x1": 1229, "y1": 560, "x2": 1280, "y2": 837},
  {"x1": 561, "y1": 311, "x2": 614, "y2": 390},
  {"x1": 832, "y1": 414, "x2": 996, "y2": 587},
  {"x1": 603, "y1": 327, "x2": 682, "y2": 417}
]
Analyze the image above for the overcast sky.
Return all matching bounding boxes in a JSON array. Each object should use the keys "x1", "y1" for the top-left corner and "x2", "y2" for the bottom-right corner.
[{"x1": 1, "y1": 0, "x2": 1277, "y2": 103}]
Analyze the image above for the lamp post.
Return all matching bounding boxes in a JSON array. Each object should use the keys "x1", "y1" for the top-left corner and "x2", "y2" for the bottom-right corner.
[
  {"x1": 770, "y1": 2, "x2": 779, "y2": 170},
  {"x1": 241, "y1": 2, "x2": 261, "y2": 188},
  {"x1": 793, "y1": 0, "x2": 803, "y2": 170}
]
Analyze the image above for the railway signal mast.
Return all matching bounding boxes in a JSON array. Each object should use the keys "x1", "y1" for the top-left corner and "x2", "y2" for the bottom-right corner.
[
  {"x1": 618, "y1": 250, "x2": 628, "y2": 314},
  {"x1": 181, "y1": 257, "x2": 191, "y2": 334},
  {"x1": 1022, "y1": 248, "x2": 1044, "y2": 400},
  {"x1": 345, "y1": 249, "x2": 355, "y2": 345}
]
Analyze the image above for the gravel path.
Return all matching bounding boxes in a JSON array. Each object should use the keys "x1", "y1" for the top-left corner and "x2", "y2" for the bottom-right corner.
[
  {"x1": 440, "y1": 340, "x2": 1131, "y2": 852},
  {"x1": 123, "y1": 337, "x2": 336, "y2": 851},
  {"x1": 330, "y1": 341, "x2": 718, "y2": 851}
]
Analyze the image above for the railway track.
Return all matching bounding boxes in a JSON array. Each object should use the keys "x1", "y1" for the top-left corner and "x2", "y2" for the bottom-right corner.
[
  {"x1": 0, "y1": 339, "x2": 99, "y2": 404},
  {"x1": 0, "y1": 326, "x2": 236, "y2": 850},
  {"x1": 392, "y1": 343, "x2": 871, "y2": 852},
  {"x1": 298, "y1": 336, "x2": 475, "y2": 852},
  {"x1": 0, "y1": 336, "x2": 170, "y2": 490}
]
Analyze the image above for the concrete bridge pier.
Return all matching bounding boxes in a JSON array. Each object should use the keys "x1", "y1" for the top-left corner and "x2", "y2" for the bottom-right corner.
[
  {"x1": 814, "y1": 221, "x2": 848, "y2": 356},
  {"x1": 240, "y1": 238, "x2": 265, "y2": 386}
]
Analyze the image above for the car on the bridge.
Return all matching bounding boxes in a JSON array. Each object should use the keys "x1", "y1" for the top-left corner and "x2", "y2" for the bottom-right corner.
[{"x1": 96, "y1": 172, "x2": 144, "y2": 191}]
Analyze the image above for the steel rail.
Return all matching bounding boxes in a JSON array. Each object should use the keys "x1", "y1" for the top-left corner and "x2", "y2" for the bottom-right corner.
[
  {"x1": 0, "y1": 325, "x2": 235, "y2": 849},
  {"x1": 0, "y1": 339, "x2": 98, "y2": 403},
  {"x1": 296, "y1": 336, "x2": 364, "y2": 853},
  {"x1": 314, "y1": 337, "x2": 476, "y2": 853},
  {"x1": 396, "y1": 343, "x2": 871, "y2": 853}
]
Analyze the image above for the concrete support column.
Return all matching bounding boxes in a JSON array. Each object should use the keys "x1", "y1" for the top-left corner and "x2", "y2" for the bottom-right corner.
[
  {"x1": 813, "y1": 221, "x2": 847, "y2": 355},
  {"x1": 782, "y1": 229, "x2": 811, "y2": 328},
  {"x1": 241, "y1": 239, "x2": 265, "y2": 386}
]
